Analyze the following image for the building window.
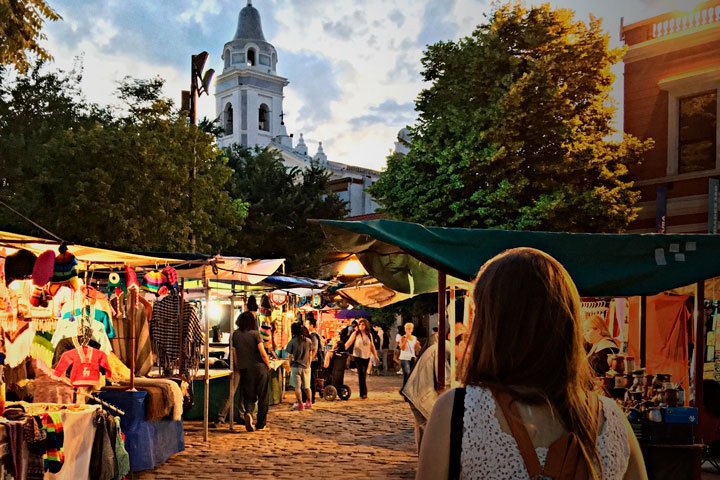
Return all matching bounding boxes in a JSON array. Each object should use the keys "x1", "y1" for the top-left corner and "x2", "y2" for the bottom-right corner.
[
  {"x1": 247, "y1": 48, "x2": 256, "y2": 66},
  {"x1": 258, "y1": 103, "x2": 269, "y2": 131},
  {"x1": 224, "y1": 103, "x2": 233, "y2": 135},
  {"x1": 678, "y1": 91, "x2": 717, "y2": 174}
]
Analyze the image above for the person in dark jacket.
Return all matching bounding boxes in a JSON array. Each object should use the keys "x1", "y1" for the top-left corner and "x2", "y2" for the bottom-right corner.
[{"x1": 583, "y1": 314, "x2": 619, "y2": 377}]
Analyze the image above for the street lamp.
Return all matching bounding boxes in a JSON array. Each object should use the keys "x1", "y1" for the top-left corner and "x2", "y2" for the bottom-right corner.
[
  {"x1": 189, "y1": 51, "x2": 215, "y2": 126},
  {"x1": 182, "y1": 51, "x2": 214, "y2": 251}
]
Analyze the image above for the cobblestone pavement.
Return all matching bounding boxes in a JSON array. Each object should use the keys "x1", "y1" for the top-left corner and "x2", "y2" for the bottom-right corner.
[{"x1": 137, "y1": 373, "x2": 417, "y2": 479}]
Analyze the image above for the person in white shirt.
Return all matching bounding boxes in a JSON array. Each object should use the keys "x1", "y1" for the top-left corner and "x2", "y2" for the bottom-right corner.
[{"x1": 399, "y1": 322, "x2": 420, "y2": 387}]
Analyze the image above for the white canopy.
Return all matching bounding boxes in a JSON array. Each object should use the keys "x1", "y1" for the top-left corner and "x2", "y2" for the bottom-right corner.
[
  {"x1": 176, "y1": 256, "x2": 285, "y2": 284},
  {"x1": 0, "y1": 231, "x2": 183, "y2": 268}
]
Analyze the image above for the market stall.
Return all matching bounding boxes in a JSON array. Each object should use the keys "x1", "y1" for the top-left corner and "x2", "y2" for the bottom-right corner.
[
  {"x1": 0, "y1": 230, "x2": 187, "y2": 477},
  {"x1": 319, "y1": 218, "x2": 720, "y2": 478}
]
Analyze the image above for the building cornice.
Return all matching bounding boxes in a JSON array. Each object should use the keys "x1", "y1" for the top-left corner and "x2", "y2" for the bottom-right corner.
[{"x1": 624, "y1": 24, "x2": 720, "y2": 63}]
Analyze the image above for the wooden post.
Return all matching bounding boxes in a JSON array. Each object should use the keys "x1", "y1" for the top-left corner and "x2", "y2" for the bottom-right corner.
[
  {"x1": 229, "y1": 295, "x2": 235, "y2": 430},
  {"x1": 437, "y1": 271, "x2": 447, "y2": 391},
  {"x1": 129, "y1": 287, "x2": 136, "y2": 391},
  {"x1": 640, "y1": 295, "x2": 647, "y2": 368},
  {"x1": 695, "y1": 281, "x2": 705, "y2": 443},
  {"x1": 203, "y1": 278, "x2": 210, "y2": 442}
]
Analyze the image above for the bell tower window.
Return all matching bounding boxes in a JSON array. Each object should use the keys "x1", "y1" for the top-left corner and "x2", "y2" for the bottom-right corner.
[
  {"x1": 224, "y1": 50, "x2": 230, "y2": 68},
  {"x1": 224, "y1": 103, "x2": 233, "y2": 135},
  {"x1": 258, "y1": 103, "x2": 269, "y2": 131},
  {"x1": 247, "y1": 48, "x2": 256, "y2": 66}
]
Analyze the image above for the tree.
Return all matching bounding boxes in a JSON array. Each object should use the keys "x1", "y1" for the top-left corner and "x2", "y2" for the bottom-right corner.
[
  {"x1": 0, "y1": 0, "x2": 61, "y2": 73},
  {"x1": 0, "y1": 64, "x2": 246, "y2": 252},
  {"x1": 369, "y1": 3, "x2": 652, "y2": 233},
  {"x1": 225, "y1": 145, "x2": 347, "y2": 274}
]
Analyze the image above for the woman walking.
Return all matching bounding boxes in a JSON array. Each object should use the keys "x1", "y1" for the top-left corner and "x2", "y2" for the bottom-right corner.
[
  {"x1": 417, "y1": 248, "x2": 646, "y2": 479},
  {"x1": 233, "y1": 311, "x2": 272, "y2": 432},
  {"x1": 399, "y1": 322, "x2": 420, "y2": 387},
  {"x1": 345, "y1": 318, "x2": 380, "y2": 399}
]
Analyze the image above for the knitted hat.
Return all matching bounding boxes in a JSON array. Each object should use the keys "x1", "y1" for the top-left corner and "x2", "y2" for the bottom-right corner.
[
  {"x1": 4, "y1": 249, "x2": 37, "y2": 285},
  {"x1": 142, "y1": 270, "x2": 166, "y2": 294},
  {"x1": 161, "y1": 266, "x2": 178, "y2": 290},
  {"x1": 32, "y1": 250, "x2": 56, "y2": 287},
  {"x1": 107, "y1": 272, "x2": 126, "y2": 297},
  {"x1": 51, "y1": 249, "x2": 78, "y2": 284},
  {"x1": 125, "y1": 266, "x2": 140, "y2": 290}
]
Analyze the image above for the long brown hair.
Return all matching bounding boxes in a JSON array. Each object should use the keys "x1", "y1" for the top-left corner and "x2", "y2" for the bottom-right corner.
[{"x1": 462, "y1": 247, "x2": 601, "y2": 478}]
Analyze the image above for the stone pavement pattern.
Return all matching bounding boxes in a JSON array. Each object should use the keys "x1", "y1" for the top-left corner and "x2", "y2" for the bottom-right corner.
[{"x1": 137, "y1": 374, "x2": 417, "y2": 479}]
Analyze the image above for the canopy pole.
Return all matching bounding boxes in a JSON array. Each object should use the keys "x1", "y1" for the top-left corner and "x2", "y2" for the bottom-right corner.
[
  {"x1": 695, "y1": 281, "x2": 705, "y2": 442},
  {"x1": 229, "y1": 295, "x2": 235, "y2": 430},
  {"x1": 639, "y1": 295, "x2": 647, "y2": 369},
  {"x1": 437, "y1": 271, "x2": 447, "y2": 391},
  {"x1": 129, "y1": 287, "x2": 136, "y2": 391},
  {"x1": 203, "y1": 277, "x2": 210, "y2": 442}
]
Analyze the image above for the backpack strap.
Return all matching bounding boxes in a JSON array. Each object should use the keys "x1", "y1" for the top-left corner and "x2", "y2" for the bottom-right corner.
[
  {"x1": 492, "y1": 389, "x2": 590, "y2": 480},
  {"x1": 448, "y1": 387, "x2": 466, "y2": 480},
  {"x1": 493, "y1": 389, "x2": 544, "y2": 477}
]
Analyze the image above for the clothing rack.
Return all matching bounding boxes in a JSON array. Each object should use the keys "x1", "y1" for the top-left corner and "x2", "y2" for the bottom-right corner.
[{"x1": 82, "y1": 391, "x2": 125, "y2": 416}]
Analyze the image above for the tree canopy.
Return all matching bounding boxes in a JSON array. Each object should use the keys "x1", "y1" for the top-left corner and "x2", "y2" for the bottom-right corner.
[
  {"x1": 0, "y1": 63, "x2": 246, "y2": 252},
  {"x1": 225, "y1": 145, "x2": 347, "y2": 274},
  {"x1": 369, "y1": 3, "x2": 652, "y2": 233},
  {"x1": 0, "y1": 0, "x2": 60, "y2": 73}
]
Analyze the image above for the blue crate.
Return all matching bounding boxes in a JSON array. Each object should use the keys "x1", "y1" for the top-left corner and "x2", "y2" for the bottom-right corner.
[{"x1": 661, "y1": 407, "x2": 699, "y2": 424}]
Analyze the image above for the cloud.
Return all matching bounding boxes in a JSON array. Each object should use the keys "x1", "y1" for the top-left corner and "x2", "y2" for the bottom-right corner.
[
  {"x1": 282, "y1": 51, "x2": 342, "y2": 125},
  {"x1": 321, "y1": 10, "x2": 369, "y2": 40},
  {"x1": 349, "y1": 99, "x2": 416, "y2": 129},
  {"x1": 389, "y1": 9, "x2": 406, "y2": 28},
  {"x1": 417, "y1": 0, "x2": 459, "y2": 47}
]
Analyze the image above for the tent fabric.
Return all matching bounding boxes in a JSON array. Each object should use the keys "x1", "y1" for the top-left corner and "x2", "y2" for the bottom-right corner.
[
  {"x1": 0, "y1": 231, "x2": 182, "y2": 268},
  {"x1": 627, "y1": 295, "x2": 690, "y2": 393},
  {"x1": 319, "y1": 219, "x2": 720, "y2": 297},
  {"x1": 175, "y1": 257, "x2": 284, "y2": 285}
]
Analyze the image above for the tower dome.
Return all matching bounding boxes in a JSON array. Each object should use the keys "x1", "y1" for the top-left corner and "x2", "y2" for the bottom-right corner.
[
  {"x1": 221, "y1": 0, "x2": 278, "y2": 74},
  {"x1": 234, "y1": 1, "x2": 266, "y2": 42}
]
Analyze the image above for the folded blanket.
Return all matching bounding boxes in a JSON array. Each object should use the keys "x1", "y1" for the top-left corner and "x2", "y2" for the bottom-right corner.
[
  {"x1": 118, "y1": 377, "x2": 183, "y2": 421},
  {"x1": 138, "y1": 385, "x2": 171, "y2": 422}
]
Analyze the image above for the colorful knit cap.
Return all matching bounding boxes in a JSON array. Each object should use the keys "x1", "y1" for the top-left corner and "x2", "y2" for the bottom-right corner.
[
  {"x1": 125, "y1": 265, "x2": 140, "y2": 290},
  {"x1": 107, "y1": 271, "x2": 126, "y2": 297},
  {"x1": 32, "y1": 250, "x2": 56, "y2": 287},
  {"x1": 142, "y1": 270, "x2": 166, "y2": 294},
  {"x1": 161, "y1": 266, "x2": 178, "y2": 289},
  {"x1": 4, "y1": 249, "x2": 37, "y2": 285},
  {"x1": 51, "y1": 251, "x2": 78, "y2": 284}
]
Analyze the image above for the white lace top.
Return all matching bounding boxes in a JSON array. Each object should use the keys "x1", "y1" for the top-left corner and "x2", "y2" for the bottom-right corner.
[{"x1": 460, "y1": 385, "x2": 630, "y2": 480}]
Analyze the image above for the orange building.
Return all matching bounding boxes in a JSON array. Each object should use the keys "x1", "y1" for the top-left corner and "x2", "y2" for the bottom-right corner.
[{"x1": 623, "y1": 1, "x2": 720, "y2": 233}]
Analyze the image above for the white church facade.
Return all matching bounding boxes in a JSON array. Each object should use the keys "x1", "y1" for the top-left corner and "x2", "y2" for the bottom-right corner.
[{"x1": 214, "y1": 1, "x2": 380, "y2": 218}]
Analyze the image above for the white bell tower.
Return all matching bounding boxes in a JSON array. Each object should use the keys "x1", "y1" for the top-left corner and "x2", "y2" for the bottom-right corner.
[{"x1": 215, "y1": 1, "x2": 288, "y2": 149}]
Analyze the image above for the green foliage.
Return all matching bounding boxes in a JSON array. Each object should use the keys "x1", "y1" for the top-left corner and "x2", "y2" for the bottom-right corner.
[
  {"x1": 369, "y1": 294, "x2": 437, "y2": 334},
  {"x1": 225, "y1": 145, "x2": 347, "y2": 274},
  {"x1": 0, "y1": 63, "x2": 246, "y2": 252},
  {"x1": 369, "y1": 3, "x2": 653, "y2": 233},
  {"x1": 0, "y1": 0, "x2": 61, "y2": 73}
]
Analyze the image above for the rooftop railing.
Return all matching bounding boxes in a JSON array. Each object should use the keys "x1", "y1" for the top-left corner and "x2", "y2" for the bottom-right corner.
[{"x1": 623, "y1": 1, "x2": 720, "y2": 46}]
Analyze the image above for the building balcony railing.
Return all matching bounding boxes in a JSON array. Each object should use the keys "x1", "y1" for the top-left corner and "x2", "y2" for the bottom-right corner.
[{"x1": 623, "y1": 0, "x2": 720, "y2": 46}]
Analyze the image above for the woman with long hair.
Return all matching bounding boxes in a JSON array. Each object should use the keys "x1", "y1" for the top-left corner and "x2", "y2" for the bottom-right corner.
[
  {"x1": 584, "y1": 314, "x2": 620, "y2": 377},
  {"x1": 417, "y1": 248, "x2": 646, "y2": 479},
  {"x1": 233, "y1": 311, "x2": 271, "y2": 432},
  {"x1": 345, "y1": 318, "x2": 379, "y2": 399}
]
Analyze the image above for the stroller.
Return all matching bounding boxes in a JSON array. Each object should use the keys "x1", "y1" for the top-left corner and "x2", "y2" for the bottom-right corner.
[{"x1": 315, "y1": 350, "x2": 352, "y2": 401}]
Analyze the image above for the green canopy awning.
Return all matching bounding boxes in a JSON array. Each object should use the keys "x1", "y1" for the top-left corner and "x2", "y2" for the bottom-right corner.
[{"x1": 319, "y1": 219, "x2": 720, "y2": 297}]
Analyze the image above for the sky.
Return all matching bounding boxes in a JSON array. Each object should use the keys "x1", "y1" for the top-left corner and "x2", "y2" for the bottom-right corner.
[{"x1": 40, "y1": 0, "x2": 699, "y2": 171}]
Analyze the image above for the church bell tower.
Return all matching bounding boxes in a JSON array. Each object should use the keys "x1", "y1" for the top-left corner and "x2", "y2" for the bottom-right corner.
[{"x1": 215, "y1": 1, "x2": 288, "y2": 149}]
